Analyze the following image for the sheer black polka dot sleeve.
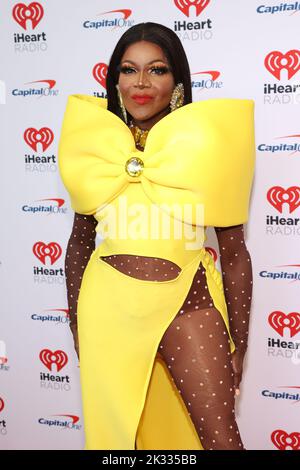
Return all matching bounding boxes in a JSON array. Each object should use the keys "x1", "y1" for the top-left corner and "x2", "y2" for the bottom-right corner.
[
  {"x1": 214, "y1": 224, "x2": 253, "y2": 353},
  {"x1": 65, "y1": 212, "x2": 98, "y2": 329}
]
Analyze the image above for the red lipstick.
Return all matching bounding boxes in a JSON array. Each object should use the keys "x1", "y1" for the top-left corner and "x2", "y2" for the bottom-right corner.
[{"x1": 132, "y1": 95, "x2": 153, "y2": 105}]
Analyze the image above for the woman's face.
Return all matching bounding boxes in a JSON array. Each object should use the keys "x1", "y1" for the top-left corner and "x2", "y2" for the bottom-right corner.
[{"x1": 117, "y1": 40, "x2": 175, "y2": 129}]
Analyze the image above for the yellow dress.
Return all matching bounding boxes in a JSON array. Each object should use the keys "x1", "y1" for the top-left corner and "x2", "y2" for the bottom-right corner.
[{"x1": 58, "y1": 94, "x2": 255, "y2": 450}]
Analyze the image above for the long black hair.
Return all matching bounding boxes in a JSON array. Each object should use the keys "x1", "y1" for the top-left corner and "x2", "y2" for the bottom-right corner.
[{"x1": 106, "y1": 22, "x2": 192, "y2": 123}]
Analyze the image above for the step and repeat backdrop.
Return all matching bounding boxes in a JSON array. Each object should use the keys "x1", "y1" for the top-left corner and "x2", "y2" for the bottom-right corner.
[{"x1": 0, "y1": 0, "x2": 299, "y2": 451}]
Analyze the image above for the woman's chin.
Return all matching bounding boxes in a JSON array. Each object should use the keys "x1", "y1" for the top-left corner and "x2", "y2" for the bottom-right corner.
[{"x1": 129, "y1": 112, "x2": 154, "y2": 123}]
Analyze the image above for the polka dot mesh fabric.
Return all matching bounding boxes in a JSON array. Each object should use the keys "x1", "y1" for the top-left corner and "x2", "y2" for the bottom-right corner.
[
  {"x1": 158, "y1": 307, "x2": 244, "y2": 450},
  {"x1": 65, "y1": 213, "x2": 98, "y2": 329},
  {"x1": 64, "y1": 213, "x2": 252, "y2": 450}
]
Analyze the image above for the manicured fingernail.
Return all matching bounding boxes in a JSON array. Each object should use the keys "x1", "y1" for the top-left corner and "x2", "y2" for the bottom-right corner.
[{"x1": 235, "y1": 389, "x2": 240, "y2": 396}]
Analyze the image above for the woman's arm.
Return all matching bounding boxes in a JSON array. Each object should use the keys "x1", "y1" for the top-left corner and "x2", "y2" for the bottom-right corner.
[
  {"x1": 65, "y1": 212, "x2": 98, "y2": 331},
  {"x1": 214, "y1": 224, "x2": 253, "y2": 392}
]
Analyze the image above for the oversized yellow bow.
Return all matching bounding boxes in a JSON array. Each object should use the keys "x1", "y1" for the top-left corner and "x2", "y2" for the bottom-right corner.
[{"x1": 58, "y1": 94, "x2": 255, "y2": 227}]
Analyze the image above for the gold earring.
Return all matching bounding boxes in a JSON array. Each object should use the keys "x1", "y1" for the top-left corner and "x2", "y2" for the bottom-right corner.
[
  {"x1": 116, "y1": 84, "x2": 128, "y2": 124},
  {"x1": 170, "y1": 83, "x2": 184, "y2": 112}
]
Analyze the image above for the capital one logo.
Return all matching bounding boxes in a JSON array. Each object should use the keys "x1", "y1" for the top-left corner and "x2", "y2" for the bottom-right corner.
[
  {"x1": 33, "y1": 242, "x2": 62, "y2": 265},
  {"x1": 268, "y1": 311, "x2": 300, "y2": 338},
  {"x1": 174, "y1": 0, "x2": 210, "y2": 17},
  {"x1": 13, "y1": 2, "x2": 44, "y2": 30},
  {"x1": 24, "y1": 127, "x2": 54, "y2": 151},
  {"x1": 93, "y1": 63, "x2": 107, "y2": 89},
  {"x1": 100, "y1": 9, "x2": 132, "y2": 20},
  {"x1": 267, "y1": 186, "x2": 300, "y2": 213},
  {"x1": 271, "y1": 430, "x2": 300, "y2": 450},
  {"x1": 192, "y1": 70, "x2": 220, "y2": 81},
  {"x1": 39, "y1": 349, "x2": 68, "y2": 372},
  {"x1": 265, "y1": 50, "x2": 300, "y2": 80}
]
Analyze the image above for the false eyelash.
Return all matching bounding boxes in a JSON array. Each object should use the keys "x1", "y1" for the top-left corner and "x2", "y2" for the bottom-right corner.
[
  {"x1": 118, "y1": 66, "x2": 135, "y2": 74},
  {"x1": 117, "y1": 65, "x2": 171, "y2": 75},
  {"x1": 150, "y1": 66, "x2": 170, "y2": 75}
]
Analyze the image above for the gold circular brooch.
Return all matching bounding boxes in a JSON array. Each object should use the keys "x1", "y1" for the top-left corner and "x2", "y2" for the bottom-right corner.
[{"x1": 125, "y1": 157, "x2": 144, "y2": 177}]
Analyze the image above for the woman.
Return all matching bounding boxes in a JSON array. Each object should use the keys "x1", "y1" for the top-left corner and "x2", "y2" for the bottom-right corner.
[{"x1": 58, "y1": 22, "x2": 255, "y2": 450}]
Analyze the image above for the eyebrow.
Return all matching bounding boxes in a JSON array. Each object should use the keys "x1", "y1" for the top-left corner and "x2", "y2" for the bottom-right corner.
[{"x1": 120, "y1": 59, "x2": 168, "y2": 65}]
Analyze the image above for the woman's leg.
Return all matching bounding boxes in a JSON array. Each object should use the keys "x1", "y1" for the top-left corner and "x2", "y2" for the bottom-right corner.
[{"x1": 158, "y1": 307, "x2": 244, "y2": 450}]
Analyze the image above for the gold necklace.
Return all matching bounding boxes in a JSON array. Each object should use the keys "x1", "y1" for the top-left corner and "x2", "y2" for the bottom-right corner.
[{"x1": 129, "y1": 121, "x2": 149, "y2": 149}]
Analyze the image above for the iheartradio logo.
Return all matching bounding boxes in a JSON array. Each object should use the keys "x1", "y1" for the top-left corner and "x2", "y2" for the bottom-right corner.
[
  {"x1": 39, "y1": 349, "x2": 68, "y2": 372},
  {"x1": 24, "y1": 127, "x2": 54, "y2": 152},
  {"x1": 33, "y1": 242, "x2": 62, "y2": 265},
  {"x1": 271, "y1": 429, "x2": 300, "y2": 450},
  {"x1": 267, "y1": 186, "x2": 300, "y2": 213},
  {"x1": 0, "y1": 398, "x2": 4, "y2": 413},
  {"x1": 268, "y1": 311, "x2": 300, "y2": 338},
  {"x1": 265, "y1": 50, "x2": 300, "y2": 80},
  {"x1": 13, "y1": 2, "x2": 44, "y2": 30},
  {"x1": 174, "y1": 0, "x2": 210, "y2": 17},
  {"x1": 93, "y1": 63, "x2": 107, "y2": 89}
]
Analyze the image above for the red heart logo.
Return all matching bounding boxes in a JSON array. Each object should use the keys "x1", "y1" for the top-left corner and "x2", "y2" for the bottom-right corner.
[
  {"x1": 93, "y1": 62, "x2": 108, "y2": 89},
  {"x1": 267, "y1": 186, "x2": 300, "y2": 213},
  {"x1": 271, "y1": 429, "x2": 300, "y2": 450},
  {"x1": 32, "y1": 242, "x2": 62, "y2": 265},
  {"x1": 0, "y1": 397, "x2": 4, "y2": 412},
  {"x1": 265, "y1": 50, "x2": 300, "y2": 80},
  {"x1": 174, "y1": 0, "x2": 210, "y2": 17},
  {"x1": 39, "y1": 349, "x2": 68, "y2": 372},
  {"x1": 24, "y1": 127, "x2": 54, "y2": 152},
  {"x1": 268, "y1": 311, "x2": 300, "y2": 338},
  {"x1": 12, "y1": 2, "x2": 44, "y2": 30}
]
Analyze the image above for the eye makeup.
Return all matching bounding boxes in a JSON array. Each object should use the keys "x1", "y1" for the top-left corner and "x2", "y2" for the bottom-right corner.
[{"x1": 117, "y1": 63, "x2": 171, "y2": 75}]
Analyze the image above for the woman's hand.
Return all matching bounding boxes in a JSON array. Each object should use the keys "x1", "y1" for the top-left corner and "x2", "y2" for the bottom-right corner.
[
  {"x1": 231, "y1": 348, "x2": 247, "y2": 396},
  {"x1": 70, "y1": 323, "x2": 80, "y2": 361}
]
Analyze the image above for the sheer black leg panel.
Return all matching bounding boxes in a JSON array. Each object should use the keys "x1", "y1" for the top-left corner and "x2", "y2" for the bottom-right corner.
[{"x1": 158, "y1": 307, "x2": 245, "y2": 450}]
